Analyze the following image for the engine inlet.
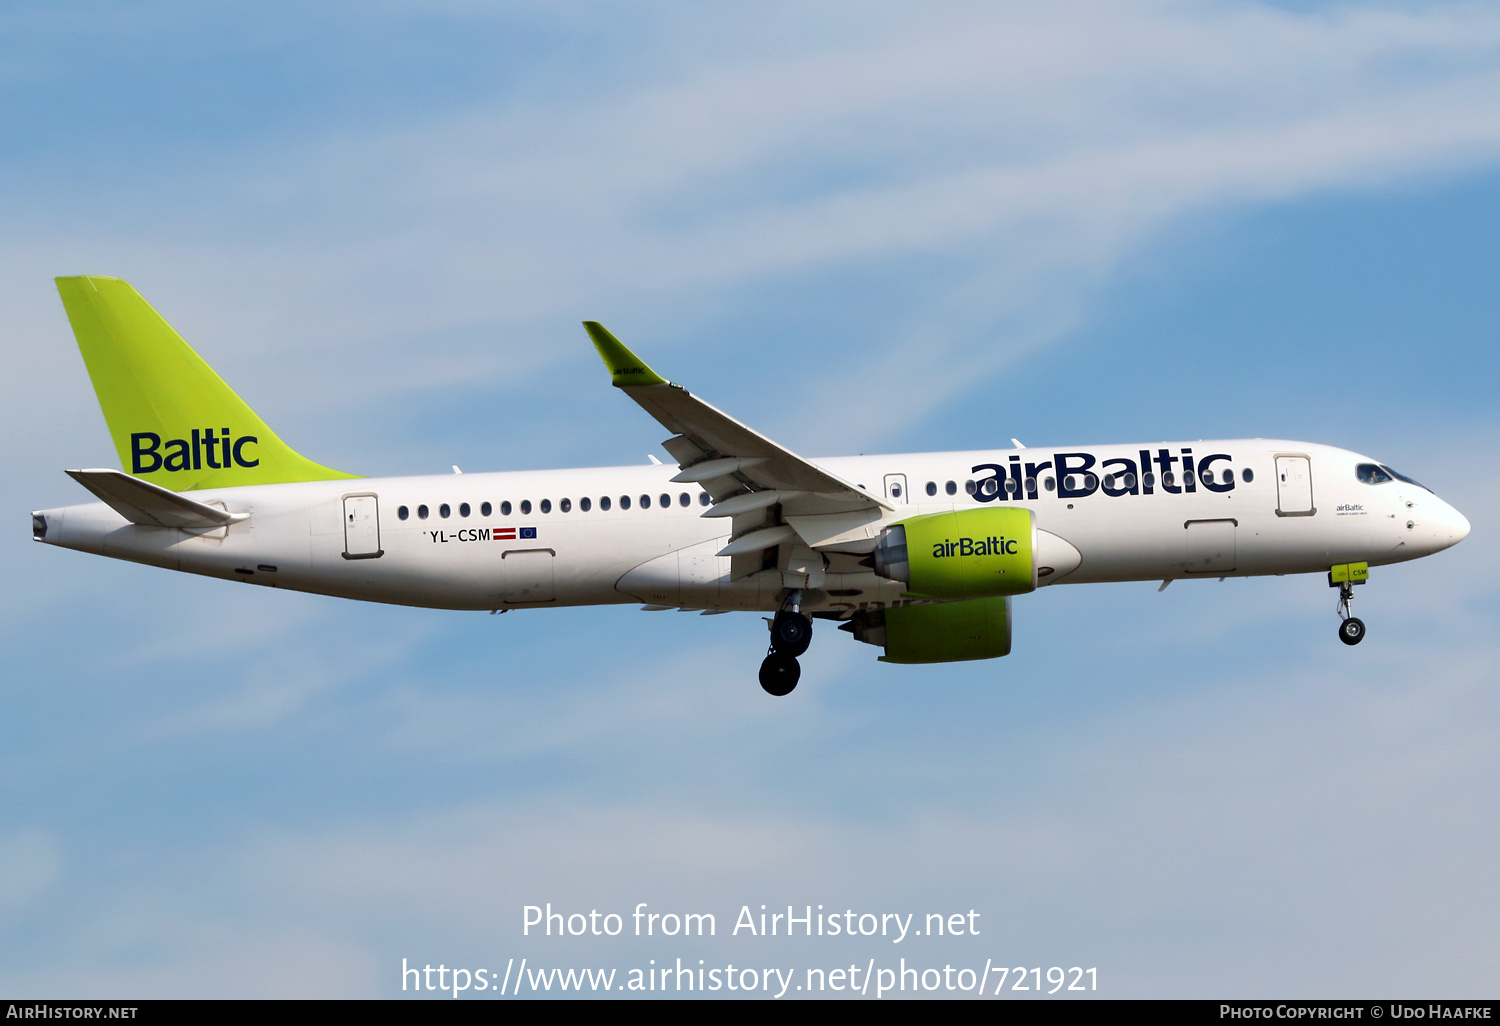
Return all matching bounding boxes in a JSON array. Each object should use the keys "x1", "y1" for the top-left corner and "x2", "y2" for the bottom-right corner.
[{"x1": 864, "y1": 525, "x2": 909, "y2": 584}]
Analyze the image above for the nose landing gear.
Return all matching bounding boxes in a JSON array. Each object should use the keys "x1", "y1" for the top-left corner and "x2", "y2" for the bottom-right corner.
[
  {"x1": 1338, "y1": 614, "x2": 1366, "y2": 645},
  {"x1": 1330, "y1": 563, "x2": 1368, "y2": 646},
  {"x1": 759, "y1": 594, "x2": 813, "y2": 696}
]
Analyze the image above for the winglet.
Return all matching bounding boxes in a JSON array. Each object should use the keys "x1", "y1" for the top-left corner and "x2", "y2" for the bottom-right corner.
[{"x1": 583, "y1": 322, "x2": 667, "y2": 387}]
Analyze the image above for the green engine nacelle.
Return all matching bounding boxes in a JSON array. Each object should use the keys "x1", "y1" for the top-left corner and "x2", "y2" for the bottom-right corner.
[
  {"x1": 839, "y1": 595, "x2": 1014, "y2": 663},
  {"x1": 883, "y1": 596, "x2": 1013, "y2": 663},
  {"x1": 867, "y1": 506, "x2": 1037, "y2": 598}
]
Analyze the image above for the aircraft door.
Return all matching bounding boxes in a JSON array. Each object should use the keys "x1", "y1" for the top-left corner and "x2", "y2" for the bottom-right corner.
[
  {"x1": 883, "y1": 474, "x2": 908, "y2": 503},
  {"x1": 1275, "y1": 455, "x2": 1315, "y2": 516},
  {"x1": 504, "y1": 548, "x2": 555, "y2": 603},
  {"x1": 342, "y1": 495, "x2": 383, "y2": 559}
]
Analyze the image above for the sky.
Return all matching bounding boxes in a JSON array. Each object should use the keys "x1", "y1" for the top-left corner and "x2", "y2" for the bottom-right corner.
[{"x1": 2, "y1": 0, "x2": 1498, "y2": 999}]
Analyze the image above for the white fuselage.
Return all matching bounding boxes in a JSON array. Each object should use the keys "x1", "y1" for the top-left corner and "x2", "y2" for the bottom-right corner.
[{"x1": 33, "y1": 440, "x2": 1470, "y2": 615}]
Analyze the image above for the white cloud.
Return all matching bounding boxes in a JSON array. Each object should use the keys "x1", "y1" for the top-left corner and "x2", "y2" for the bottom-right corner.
[
  {"x1": 15, "y1": 606, "x2": 1494, "y2": 996},
  {"x1": 9, "y1": 1, "x2": 1500, "y2": 452}
]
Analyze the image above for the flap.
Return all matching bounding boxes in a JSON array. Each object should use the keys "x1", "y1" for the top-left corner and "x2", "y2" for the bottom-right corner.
[{"x1": 66, "y1": 468, "x2": 250, "y2": 529}]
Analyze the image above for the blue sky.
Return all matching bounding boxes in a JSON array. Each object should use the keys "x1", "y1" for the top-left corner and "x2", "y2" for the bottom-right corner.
[{"x1": 2, "y1": 0, "x2": 1498, "y2": 998}]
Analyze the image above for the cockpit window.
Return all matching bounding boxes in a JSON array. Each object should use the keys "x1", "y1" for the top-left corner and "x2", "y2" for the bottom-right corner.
[
  {"x1": 1356, "y1": 464, "x2": 1393, "y2": 484},
  {"x1": 1380, "y1": 465, "x2": 1431, "y2": 492}
]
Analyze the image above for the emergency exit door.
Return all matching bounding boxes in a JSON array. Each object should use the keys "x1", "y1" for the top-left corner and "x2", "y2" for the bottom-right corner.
[
  {"x1": 884, "y1": 474, "x2": 908, "y2": 503},
  {"x1": 342, "y1": 495, "x2": 383, "y2": 558},
  {"x1": 1275, "y1": 456, "x2": 1315, "y2": 517}
]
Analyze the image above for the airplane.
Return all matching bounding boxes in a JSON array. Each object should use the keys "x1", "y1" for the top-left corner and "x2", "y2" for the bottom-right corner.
[{"x1": 32, "y1": 276, "x2": 1471, "y2": 696}]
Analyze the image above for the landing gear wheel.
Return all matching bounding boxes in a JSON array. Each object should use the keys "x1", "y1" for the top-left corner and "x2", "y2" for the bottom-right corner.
[
  {"x1": 1338, "y1": 617, "x2": 1366, "y2": 646},
  {"x1": 770, "y1": 612, "x2": 813, "y2": 657},
  {"x1": 759, "y1": 652, "x2": 801, "y2": 696}
]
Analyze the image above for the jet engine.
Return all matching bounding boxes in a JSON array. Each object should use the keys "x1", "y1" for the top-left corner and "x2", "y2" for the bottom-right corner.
[
  {"x1": 865, "y1": 507, "x2": 1037, "y2": 598},
  {"x1": 840, "y1": 595, "x2": 1014, "y2": 663}
]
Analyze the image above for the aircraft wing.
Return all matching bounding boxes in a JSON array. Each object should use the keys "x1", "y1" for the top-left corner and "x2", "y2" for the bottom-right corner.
[{"x1": 585, "y1": 323, "x2": 891, "y2": 569}]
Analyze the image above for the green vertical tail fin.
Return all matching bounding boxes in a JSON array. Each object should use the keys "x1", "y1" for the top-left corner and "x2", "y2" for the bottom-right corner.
[{"x1": 55, "y1": 275, "x2": 358, "y2": 491}]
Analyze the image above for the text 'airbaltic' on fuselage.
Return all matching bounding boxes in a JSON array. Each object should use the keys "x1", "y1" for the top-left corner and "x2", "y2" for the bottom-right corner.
[{"x1": 972, "y1": 448, "x2": 1240, "y2": 499}]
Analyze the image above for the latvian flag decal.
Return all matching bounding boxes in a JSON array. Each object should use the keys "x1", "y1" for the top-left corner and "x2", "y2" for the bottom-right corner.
[{"x1": 493, "y1": 527, "x2": 537, "y2": 541}]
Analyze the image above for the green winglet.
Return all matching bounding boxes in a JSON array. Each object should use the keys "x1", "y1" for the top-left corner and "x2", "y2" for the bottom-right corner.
[{"x1": 583, "y1": 321, "x2": 667, "y2": 387}]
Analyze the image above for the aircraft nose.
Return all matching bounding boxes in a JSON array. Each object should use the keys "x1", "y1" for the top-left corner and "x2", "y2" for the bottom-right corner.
[
  {"x1": 1433, "y1": 498, "x2": 1471, "y2": 548},
  {"x1": 1448, "y1": 503, "x2": 1471, "y2": 544}
]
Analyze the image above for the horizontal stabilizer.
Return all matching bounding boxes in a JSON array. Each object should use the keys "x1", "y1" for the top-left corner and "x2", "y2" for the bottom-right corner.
[{"x1": 65, "y1": 468, "x2": 249, "y2": 529}]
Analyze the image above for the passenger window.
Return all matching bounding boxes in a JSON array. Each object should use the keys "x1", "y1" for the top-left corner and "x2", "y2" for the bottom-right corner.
[
  {"x1": 459, "y1": 502, "x2": 471, "y2": 517},
  {"x1": 560, "y1": 498, "x2": 572, "y2": 513},
  {"x1": 965, "y1": 480, "x2": 976, "y2": 495},
  {"x1": 480, "y1": 501, "x2": 492, "y2": 517},
  {"x1": 699, "y1": 493, "x2": 711, "y2": 506},
  {"x1": 1200, "y1": 471, "x2": 1213, "y2": 486},
  {"x1": 417, "y1": 504, "x2": 429, "y2": 520},
  {"x1": 620, "y1": 495, "x2": 631, "y2": 510},
  {"x1": 945, "y1": 481, "x2": 957, "y2": 495},
  {"x1": 1124, "y1": 473, "x2": 1137, "y2": 490},
  {"x1": 925, "y1": 481, "x2": 936, "y2": 496},
  {"x1": 641, "y1": 495, "x2": 651, "y2": 509},
  {"x1": 1005, "y1": 478, "x2": 1018, "y2": 495},
  {"x1": 1063, "y1": 476, "x2": 1076, "y2": 492},
  {"x1": 1144, "y1": 473, "x2": 1155, "y2": 488},
  {"x1": 540, "y1": 499, "x2": 552, "y2": 514},
  {"x1": 398, "y1": 505, "x2": 409, "y2": 520},
  {"x1": 500, "y1": 501, "x2": 512, "y2": 516},
  {"x1": 1024, "y1": 476, "x2": 1036, "y2": 493},
  {"x1": 1044, "y1": 477, "x2": 1055, "y2": 491},
  {"x1": 579, "y1": 497, "x2": 591, "y2": 512},
  {"x1": 601, "y1": 496, "x2": 612, "y2": 511},
  {"x1": 1222, "y1": 469, "x2": 1233, "y2": 485},
  {"x1": 439, "y1": 503, "x2": 451, "y2": 518},
  {"x1": 1242, "y1": 468, "x2": 1254, "y2": 483},
  {"x1": 679, "y1": 492, "x2": 690, "y2": 507},
  {"x1": 1103, "y1": 474, "x2": 1115, "y2": 490},
  {"x1": 520, "y1": 500, "x2": 532, "y2": 515},
  {"x1": 1163, "y1": 472, "x2": 1175, "y2": 488},
  {"x1": 660, "y1": 493, "x2": 670, "y2": 508}
]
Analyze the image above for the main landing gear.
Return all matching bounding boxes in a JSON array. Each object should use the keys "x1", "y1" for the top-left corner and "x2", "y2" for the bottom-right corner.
[{"x1": 759, "y1": 595, "x2": 813, "y2": 696}]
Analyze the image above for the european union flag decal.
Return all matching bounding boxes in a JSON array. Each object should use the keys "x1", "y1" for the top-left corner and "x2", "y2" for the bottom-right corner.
[{"x1": 519, "y1": 527, "x2": 537, "y2": 539}]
